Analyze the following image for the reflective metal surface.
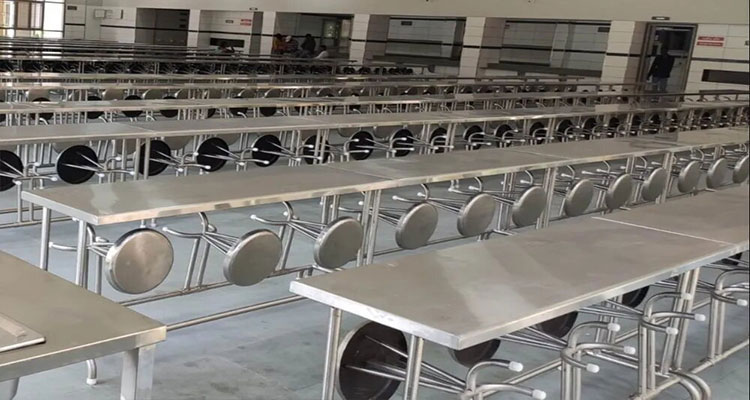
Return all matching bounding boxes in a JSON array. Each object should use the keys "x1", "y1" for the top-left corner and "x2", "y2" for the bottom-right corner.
[
  {"x1": 291, "y1": 213, "x2": 741, "y2": 349},
  {"x1": 224, "y1": 230, "x2": 283, "y2": 287},
  {"x1": 22, "y1": 167, "x2": 391, "y2": 225},
  {"x1": 0, "y1": 251, "x2": 165, "y2": 382},
  {"x1": 105, "y1": 228, "x2": 174, "y2": 295},
  {"x1": 596, "y1": 185, "x2": 749, "y2": 246}
]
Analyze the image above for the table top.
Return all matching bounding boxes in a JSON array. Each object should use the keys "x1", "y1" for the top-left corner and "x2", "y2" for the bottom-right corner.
[
  {"x1": 510, "y1": 136, "x2": 687, "y2": 162},
  {"x1": 596, "y1": 185, "x2": 749, "y2": 246},
  {"x1": 323, "y1": 147, "x2": 568, "y2": 186},
  {"x1": 648, "y1": 129, "x2": 750, "y2": 148},
  {"x1": 1, "y1": 80, "x2": 642, "y2": 92},
  {"x1": 0, "y1": 251, "x2": 165, "y2": 381},
  {"x1": 22, "y1": 166, "x2": 391, "y2": 225},
  {"x1": 290, "y1": 189, "x2": 747, "y2": 350},
  {"x1": 2, "y1": 102, "x2": 747, "y2": 146},
  {"x1": 21, "y1": 127, "x2": 748, "y2": 225}
]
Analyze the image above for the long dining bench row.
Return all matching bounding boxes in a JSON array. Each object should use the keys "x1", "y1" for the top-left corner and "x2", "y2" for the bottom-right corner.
[
  {"x1": 19, "y1": 127, "x2": 749, "y2": 396},
  {"x1": 2, "y1": 79, "x2": 648, "y2": 101},
  {"x1": 3, "y1": 90, "x2": 746, "y2": 128},
  {"x1": 291, "y1": 186, "x2": 749, "y2": 400},
  {"x1": 1, "y1": 102, "x2": 747, "y2": 222}
]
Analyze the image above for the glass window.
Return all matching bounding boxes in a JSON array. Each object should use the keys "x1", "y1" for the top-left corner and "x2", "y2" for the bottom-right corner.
[
  {"x1": 42, "y1": 1, "x2": 62, "y2": 31},
  {"x1": 1, "y1": 0, "x2": 64, "y2": 37}
]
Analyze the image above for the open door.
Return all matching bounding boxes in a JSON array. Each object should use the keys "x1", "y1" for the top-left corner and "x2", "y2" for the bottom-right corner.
[{"x1": 638, "y1": 24, "x2": 696, "y2": 92}]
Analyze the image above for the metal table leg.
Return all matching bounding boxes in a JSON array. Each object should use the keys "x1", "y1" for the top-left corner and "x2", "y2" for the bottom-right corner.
[
  {"x1": 322, "y1": 308, "x2": 342, "y2": 400},
  {"x1": 403, "y1": 335, "x2": 425, "y2": 399},
  {"x1": 39, "y1": 207, "x2": 50, "y2": 270},
  {"x1": 120, "y1": 344, "x2": 157, "y2": 400}
]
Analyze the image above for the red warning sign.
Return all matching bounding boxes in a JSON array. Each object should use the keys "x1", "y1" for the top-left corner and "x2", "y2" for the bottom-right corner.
[{"x1": 696, "y1": 36, "x2": 724, "y2": 47}]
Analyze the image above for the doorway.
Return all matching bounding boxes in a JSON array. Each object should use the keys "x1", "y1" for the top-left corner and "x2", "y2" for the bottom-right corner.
[{"x1": 638, "y1": 24, "x2": 696, "y2": 92}]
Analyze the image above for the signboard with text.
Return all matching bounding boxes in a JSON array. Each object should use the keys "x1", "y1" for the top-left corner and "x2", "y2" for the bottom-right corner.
[{"x1": 696, "y1": 36, "x2": 725, "y2": 47}]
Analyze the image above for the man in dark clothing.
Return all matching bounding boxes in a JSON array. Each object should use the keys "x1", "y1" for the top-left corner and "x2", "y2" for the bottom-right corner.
[
  {"x1": 647, "y1": 47, "x2": 675, "y2": 92},
  {"x1": 301, "y1": 34, "x2": 316, "y2": 58}
]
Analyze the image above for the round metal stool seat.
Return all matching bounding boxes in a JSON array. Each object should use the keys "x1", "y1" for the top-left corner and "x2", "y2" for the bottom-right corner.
[
  {"x1": 706, "y1": 158, "x2": 729, "y2": 189},
  {"x1": 0, "y1": 150, "x2": 23, "y2": 192},
  {"x1": 223, "y1": 229, "x2": 282, "y2": 287},
  {"x1": 160, "y1": 95, "x2": 179, "y2": 118},
  {"x1": 677, "y1": 161, "x2": 702, "y2": 193},
  {"x1": 733, "y1": 155, "x2": 749, "y2": 183},
  {"x1": 337, "y1": 322, "x2": 406, "y2": 400},
  {"x1": 137, "y1": 140, "x2": 171, "y2": 177},
  {"x1": 347, "y1": 131, "x2": 375, "y2": 161},
  {"x1": 196, "y1": 137, "x2": 229, "y2": 172},
  {"x1": 31, "y1": 97, "x2": 53, "y2": 122},
  {"x1": 450, "y1": 339, "x2": 502, "y2": 368},
  {"x1": 259, "y1": 88, "x2": 281, "y2": 117},
  {"x1": 457, "y1": 193, "x2": 497, "y2": 237},
  {"x1": 512, "y1": 186, "x2": 547, "y2": 227},
  {"x1": 56, "y1": 145, "x2": 98, "y2": 184},
  {"x1": 429, "y1": 127, "x2": 448, "y2": 153},
  {"x1": 463, "y1": 125, "x2": 485, "y2": 150},
  {"x1": 163, "y1": 135, "x2": 192, "y2": 151},
  {"x1": 538, "y1": 312, "x2": 579, "y2": 338},
  {"x1": 555, "y1": 119, "x2": 575, "y2": 141},
  {"x1": 302, "y1": 136, "x2": 332, "y2": 165},
  {"x1": 622, "y1": 287, "x2": 650, "y2": 308},
  {"x1": 391, "y1": 129, "x2": 415, "y2": 157},
  {"x1": 86, "y1": 95, "x2": 104, "y2": 120},
  {"x1": 563, "y1": 179, "x2": 594, "y2": 217},
  {"x1": 394, "y1": 202, "x2": 439, "y2": 250},
  {"x1": 105, "y1": 229, "x2": 173, "y2": 295},
  {"x1": 142, "y1": 89, "x2": 164, "y2": 100},
  {"x1": 102, "y1": 89, "x2": 124, "y2": 101},
  {"x1": 251, "y1": 135, "x2": 283, "y2": 167},
  {"x1": 604, "y1": 174, "x2": 634, "y2": 210},
  {"x1": 122, "y1": 94, "x2": 143, "y2": 118},
  {"x1": 495, "y1": 124, "x2": 517, "y2": 147},
  {"x1": 529, "y1": 122, "x2": 547, "y2": 144},
  {"x1": 314, "y1": 217, "x2": 364, "y2": 269},
  {"x1": 640, "y1": 168, "x2": 668, "y2": 202}
]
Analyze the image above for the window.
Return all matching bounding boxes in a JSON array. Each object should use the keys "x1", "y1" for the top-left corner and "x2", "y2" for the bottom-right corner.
[{"x1": 0, "y1": 0, "x2": 64, "y2": 38}]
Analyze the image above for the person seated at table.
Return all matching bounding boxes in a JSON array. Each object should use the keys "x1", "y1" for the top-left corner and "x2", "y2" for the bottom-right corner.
[
  {"x1": 271, "y1": 33, "x2": 285, "y2": 55},
  {"x1": 284, "y1": 35, "x2": 300, "y2": 56},
  {"x1": 217, "y1": 41, "x2": 235, "y2": 55},
  {"x1": 314, "y1": 45, "x2": 330, "y2": 59}
]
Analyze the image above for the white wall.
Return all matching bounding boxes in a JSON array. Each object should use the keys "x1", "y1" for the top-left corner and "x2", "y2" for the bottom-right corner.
[
  {"x1": 601, "y1": 21, "x2": 646, "y2": 82},
  {"x1": 386, "y1": 17, "x2": 460, "y2": 58},
  {"x1": 498, "y1": 21, "x2": 610, "y2": 72},
  {"x1": 98, "y1": 7, "x2": 137, "y2": 43},
  {"x1": 99, "y1": 0, "x2": 749, "y2": 25},
  {"x1": 687, "y1": 24, "x2": 750, "y2": 92},
  {"x1": 197, "y1": 10, "x2": 256, "y2": 53}
]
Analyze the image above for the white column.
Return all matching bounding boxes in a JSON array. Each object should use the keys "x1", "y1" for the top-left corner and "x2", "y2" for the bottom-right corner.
[
  {"x1": 350, "y1": 14, "x2": 388, "y2": 64},
  {"x1": 460, "y1": 17, "x2": 505, "y2": 77},
  {"x1": 260, "y1": 11, "x2": 277, "y2": 55},
  {"x1": 187, "y1": 9, "x2": 201, "y2": 47},
  {"x1": 601, "y1": 21, "x2": 647, "y2": 83}
]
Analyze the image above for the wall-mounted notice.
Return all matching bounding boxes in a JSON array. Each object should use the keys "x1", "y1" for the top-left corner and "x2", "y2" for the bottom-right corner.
[
  {"x1": 696, "y1": 36, "x2": 725, "y2": 47},
  {"x1": 240, "y1": 19, "x2": 252, "y2": 26}
]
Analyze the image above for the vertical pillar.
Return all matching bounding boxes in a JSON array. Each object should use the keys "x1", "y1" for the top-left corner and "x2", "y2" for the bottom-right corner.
[
  {"x1": 460, "y1": 17, "x2": 505, "y2": 77},
  {"x1": 260, "y1": 11, "x2": 277, "y2": 54},
  {"x1": 187, "y1": 10, "x2": 201, "y2": 47},
  {"x1": 601, "y1": 21, "x2": 647, "y2": 83},
  {"x1": 350, "y1": 14, "x2": 388, "y2": 64}
]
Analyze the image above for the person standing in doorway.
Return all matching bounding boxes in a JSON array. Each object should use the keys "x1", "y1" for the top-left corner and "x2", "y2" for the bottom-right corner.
[
  {"x1": 301, "y1": 34, "x2": 317, "y2": 58},
  {"x1": 647, "y1": 47, "x2": 675, "y2": 92}
]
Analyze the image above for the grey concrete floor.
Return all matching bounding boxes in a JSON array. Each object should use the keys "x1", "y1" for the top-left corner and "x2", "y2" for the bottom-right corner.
[{"x1": 0, "y1": 180, "x2": 748, "y2": 400}]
